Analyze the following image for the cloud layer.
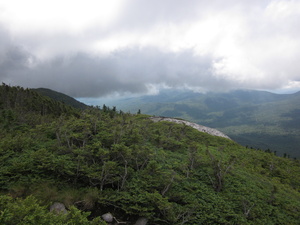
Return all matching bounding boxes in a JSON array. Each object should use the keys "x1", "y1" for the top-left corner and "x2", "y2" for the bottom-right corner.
[{"x1": 0, "y1": 0, "x2": 300, "y2": 97}]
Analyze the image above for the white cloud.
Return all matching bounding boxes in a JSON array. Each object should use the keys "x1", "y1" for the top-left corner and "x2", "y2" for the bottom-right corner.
[{"x1": 0, "y1": 0, "x2": 122, "y2": 32}]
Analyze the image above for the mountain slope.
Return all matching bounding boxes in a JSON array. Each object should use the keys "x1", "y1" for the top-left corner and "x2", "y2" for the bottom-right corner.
[
  {"x1": 34, "y1": 88, "x2": 87, "y2": 109},
  {"x1": 0, "y1": 85, "x2": 300, "y2": 224},
  {"x1": 0, "y1": 84, "x2": 79, "y2": 129},
  {"x1": 101, "y1": 89, "x2": 300, "y2": 158}
]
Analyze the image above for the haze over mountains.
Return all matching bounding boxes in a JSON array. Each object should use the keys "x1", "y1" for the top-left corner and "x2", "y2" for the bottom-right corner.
[{"x1": 95, "y1": 89, "x2": 300, "y2": 158}]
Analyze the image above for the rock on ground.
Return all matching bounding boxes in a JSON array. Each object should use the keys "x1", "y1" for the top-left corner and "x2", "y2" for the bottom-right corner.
[
  {"x1": 102, "y1": 212, "x2": 114, "y2": 223},
  {"x1": 49, "y1": 202, "x2": 67, "y2": 214},
  {"x1": 150, "y1": 117, "x2": 231, "y2": 140},
  {"x1": 134, "y1": 217, "x2": 148, "y2": 225}
]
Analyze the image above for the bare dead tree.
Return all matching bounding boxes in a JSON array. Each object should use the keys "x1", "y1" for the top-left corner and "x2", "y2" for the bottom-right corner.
[
  {"x1": 161, "y1": 171, "x2": 176, "y2": 196},
  {"x1": 242, "y1": 200, "x2": 255, "y2": 218},
  {"x1": 207, "y1": 149, "x2": 236, "y2": 192},
  {"x1": 119, "y1": 157, "x2": 128, "y2": 190}
]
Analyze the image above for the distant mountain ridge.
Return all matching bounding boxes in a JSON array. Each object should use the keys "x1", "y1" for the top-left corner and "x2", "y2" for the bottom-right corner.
[{"x1": 101, "y1": 89, "x2": 300, "y2": 158}]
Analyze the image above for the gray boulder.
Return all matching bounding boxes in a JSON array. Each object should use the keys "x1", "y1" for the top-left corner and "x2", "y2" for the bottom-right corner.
[
  {"x1": 134, "y1": 217, "x2": 148, "y2": 225},
  {"x1": 49, "y1": 202, "x2": 67, "y2": 214},
  {"x1": 102, "y1": 212, "x2": 114, "y2": 223}
]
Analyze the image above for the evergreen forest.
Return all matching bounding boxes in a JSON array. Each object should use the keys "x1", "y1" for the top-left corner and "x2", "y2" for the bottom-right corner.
[
  {"x1": 0, "y1": 84, "x2": 300, "y2": 224},
  {"x1": 102, "y1": 89, "x2": 300, "y2": 158}
]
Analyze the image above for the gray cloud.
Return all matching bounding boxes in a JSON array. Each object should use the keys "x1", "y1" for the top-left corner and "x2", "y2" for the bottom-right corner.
[
  {"x1": 1, "y1": 42, "x2": 243, "y2": 97},
  {"x1": 0, "y1": 27, "x2": 34, "y2": 83},
  {"x1": 1, "y1": 39, "x2": 299, "y2": 98},
  {"x1": 1, "y1": 0, "x2": 300, "y2": 97},
  {"x1": 2, "y1": 48, "x2": 215, "y2": 97}
]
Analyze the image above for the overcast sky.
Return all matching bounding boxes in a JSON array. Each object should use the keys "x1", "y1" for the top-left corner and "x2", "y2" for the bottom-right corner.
[{"x1": 0, "y1": 0, "x2": 300, "y2": 98}]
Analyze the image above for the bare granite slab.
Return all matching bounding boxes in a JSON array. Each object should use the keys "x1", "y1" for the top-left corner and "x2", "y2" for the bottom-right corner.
[{"x1": 149, "y1": 116, "x2": 231, "y2": 140}]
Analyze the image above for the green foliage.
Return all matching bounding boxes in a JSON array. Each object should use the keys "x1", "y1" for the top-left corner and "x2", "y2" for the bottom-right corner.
[
  {"x1": 0, "y1": 85, "x2": 300, "y2": 224},
  {"x1": 34, "y1": 88, "x2": 88, "y2": 110},
  {"x1": 104, "y1": 89, "x2": 300, "y2": 158},
  {"x1": 0, "y1": 195, "x2": 105, "y2": 225}
]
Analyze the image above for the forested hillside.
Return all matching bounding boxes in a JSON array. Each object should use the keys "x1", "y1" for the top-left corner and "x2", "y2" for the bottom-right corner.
[
  {"x1": 34, "y1": 88, "x2": 88, "y2": 110},
  {"x1": 0, "y1": 84, "x2": 300, "y2": 224},
  {"x1": 101, "y1": 89, "x2": 300, "y2": 158}
]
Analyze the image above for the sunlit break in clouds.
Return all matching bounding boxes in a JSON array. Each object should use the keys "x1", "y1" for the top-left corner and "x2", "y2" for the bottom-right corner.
[{"x1": 0, "y1": 0, "x2": 300, "y2": 97}]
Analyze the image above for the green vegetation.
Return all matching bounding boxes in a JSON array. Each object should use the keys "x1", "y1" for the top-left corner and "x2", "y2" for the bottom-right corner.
[
  {"x1": 105, "y1": 89, "x2": 300, "y2": 158},
  {"x1": 34, "y1": 88, "x2": 88, "y2": 110},
  {"x1": 1, "y1": 84, "x2": 300, "y2": 224}
]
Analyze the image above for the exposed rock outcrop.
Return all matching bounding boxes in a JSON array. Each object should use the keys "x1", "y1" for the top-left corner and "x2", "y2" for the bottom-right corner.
[{"x1": 150, "y1": 117, "x2": 231, "y2": 140}]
